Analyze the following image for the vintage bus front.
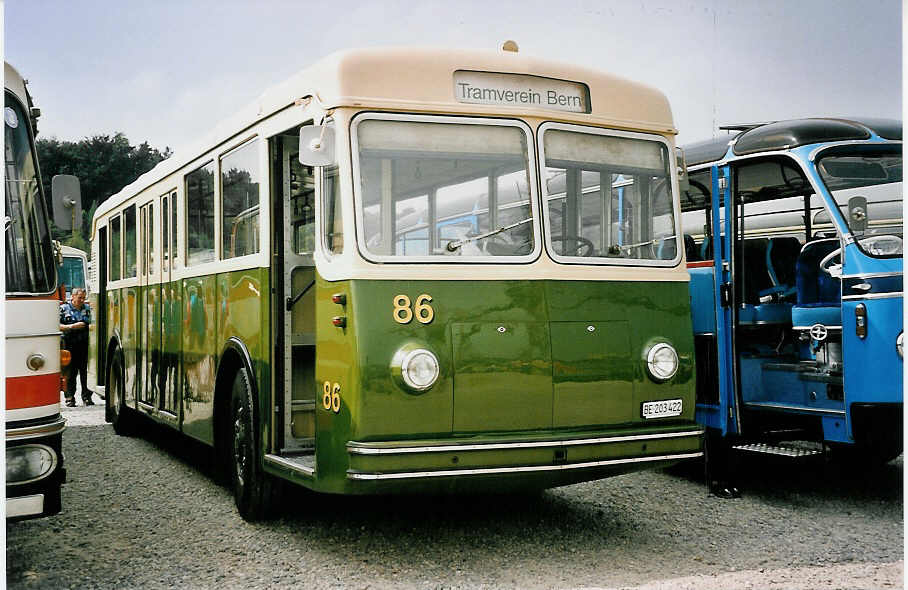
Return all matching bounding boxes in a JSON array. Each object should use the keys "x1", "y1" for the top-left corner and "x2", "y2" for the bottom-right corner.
[
  {"x1": 4, "y1": 63, "x2": 66, "y2": 519},
  {"x1": 273, "y1": 49, "x2": 703, "y2": 494},
  {"x1": 807, "y1": 132, "x2": 903, "y2": 457}
]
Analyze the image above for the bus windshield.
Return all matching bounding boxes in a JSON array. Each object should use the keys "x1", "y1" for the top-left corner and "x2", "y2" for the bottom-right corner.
[
  {"x1": 4, "y1": 91, "x2": 55, "y2": 293},
  {"x1": 816, "y1": 145, "x2": 902, "y2": 257},
  {"x1": 354, "y1": 117, "x2": 536, "y2": 260},
  {"x1": 541, "y1": 126, "x2": 678, "y2": 263},
  {"x1": 59, "y1": 255, "x2": 86, "y2": 292}
]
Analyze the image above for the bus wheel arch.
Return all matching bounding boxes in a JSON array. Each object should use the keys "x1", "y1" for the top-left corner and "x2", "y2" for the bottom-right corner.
[{"x1": 214, "y1": 338, "x2": 274, "y2": 519}]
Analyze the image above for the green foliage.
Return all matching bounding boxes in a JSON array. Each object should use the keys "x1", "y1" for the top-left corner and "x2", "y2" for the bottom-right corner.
[
  {"x1": 62, "y1": 232, "x2": 90, "y2": 253},
  {"x1": 37, "y1": 132, "x2": 171, "y2": 242}
]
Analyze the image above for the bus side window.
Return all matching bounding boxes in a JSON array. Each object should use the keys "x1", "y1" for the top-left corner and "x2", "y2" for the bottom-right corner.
[
  {"x1": 124, "y1": 205, "x2": 137, "y2": 278},
  {"x1": 110, "y1": 214, "x2": 121, "y2": 281},
  {"x1": 681, "y1": 169, "x2": 713, "y2": 260},
  {"x1": 170, "y1": 191, "x2": 178, "y2": 268},
  {"x1": 162, "y1": 195, "x2": 169, "y2": 263},
  {"x1": 221, "y1": 139, "x2": 261, "y2": 259},
  {"x1": 186, "y1": 163, "x2": 216, "y2": 265}
]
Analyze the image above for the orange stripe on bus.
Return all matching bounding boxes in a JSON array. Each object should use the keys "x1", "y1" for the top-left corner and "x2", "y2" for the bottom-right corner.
[
  {"x1": 686, "y1": 260, "x2": 715, "y2": 269},
  {"x1": 6, "y1": 373, "x2": 61, "y2": 410}
]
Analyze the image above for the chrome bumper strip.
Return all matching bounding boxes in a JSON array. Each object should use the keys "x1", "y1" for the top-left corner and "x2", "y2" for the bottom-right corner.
[
  {"x1": 347, "y1": 429, "x2": 704, "y2": 456},
  {"x1": 7, "y1": 494, "x2": 45, "y2": 518},
  {"x1": 6, "y1": 416, "x2": 66, "y2": 441},
  {"x1": 347, "y1": 451, "x2": 704, "y2": 481}
]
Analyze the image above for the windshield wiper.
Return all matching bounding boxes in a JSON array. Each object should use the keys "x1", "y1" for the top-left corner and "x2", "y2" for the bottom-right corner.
[{"x1": 445, "y1": 217, "x2": 533, "y2": 252}]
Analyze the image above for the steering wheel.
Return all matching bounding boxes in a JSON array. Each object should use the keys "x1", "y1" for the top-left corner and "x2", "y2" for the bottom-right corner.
[
  {"x1": 819, "y1": 248, "x2": 842, "y2": 277},
  {"x1": 551, "y1": 236, "x2": 594, "y2": 257}
]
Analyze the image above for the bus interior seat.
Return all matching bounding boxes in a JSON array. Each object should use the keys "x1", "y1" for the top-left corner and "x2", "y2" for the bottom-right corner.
[
  {"x1": 791, "y1": 238, "x2": 842, "y2": 328},
  {"x1": 760, "y1": 236, "x2": 801, "y2": 300},
  {"x1": 735, "y1": 237, "x2": 796, "y2": 326},
  {"x1": 699, "y1": 236, "x2": 711, "y2": 260},
  {"x1": 656, "y1": 236, "x2": 677, "y2": 260},
  {"x1": 684, "y1": 234, "x2": 699, "y2": 262}
]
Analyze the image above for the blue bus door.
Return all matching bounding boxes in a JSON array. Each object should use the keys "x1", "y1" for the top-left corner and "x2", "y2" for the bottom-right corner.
[{"x1": 711, "y1": 164, "x2": 740, "y2": 437}]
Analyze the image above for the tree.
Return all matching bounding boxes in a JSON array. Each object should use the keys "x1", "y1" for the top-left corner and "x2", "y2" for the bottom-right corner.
[{"x1": 37, "y1": 132, "x2": 171, "y2": 243}]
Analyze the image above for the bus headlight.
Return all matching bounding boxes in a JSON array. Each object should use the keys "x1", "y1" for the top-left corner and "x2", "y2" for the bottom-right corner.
[
  {"x1": 898, "y1": 332, "x2": 903, "y2": 359},
  {"x1": 646, "y1": 343, "x2": 679, "y2": 382},
  {"x1": 7, "y1": 444, "x2": 56, "y2": 485},
  {"x1": 392, "y1": 346, "x2": 440, "y2": 393}
]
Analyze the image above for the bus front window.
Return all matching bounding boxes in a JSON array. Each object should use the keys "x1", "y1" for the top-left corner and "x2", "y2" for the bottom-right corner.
[
  {"x1": 816, "y1": 145, "x2": 902, "y2": 258},
  {"x1": 4, "y1": 91, "x2": 55, "y2": 293},
  {"x1": 354, "y1": 117, "x2": 536, "y2": 260},
  {"x1": 541, "y1": 126, "x2": 678, "y2": 263},
  {"x1": 60, "y1": 256, "x2": 86, "y2": 291}
]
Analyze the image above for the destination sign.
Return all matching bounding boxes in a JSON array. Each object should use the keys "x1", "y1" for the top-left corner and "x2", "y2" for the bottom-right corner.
[{"x1": 453, "y1": 71, "x2": 590, "y2": 114}]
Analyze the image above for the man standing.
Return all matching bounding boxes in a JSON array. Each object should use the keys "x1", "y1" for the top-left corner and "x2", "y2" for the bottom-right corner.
[{"x1": 60, "y1": 287, "x2": 93, "y2": 407}]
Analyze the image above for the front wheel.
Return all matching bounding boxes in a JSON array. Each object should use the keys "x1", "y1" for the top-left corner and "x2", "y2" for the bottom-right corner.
[
  {"x1": 108, "y1": 353, "x2": 134, "y2": 436},
  {"x1": 828, "y1": 442, "x2": 903, "y2": 468},
  {"x1": 230, "y1": 367, "x2": 274, "y2": 521}
]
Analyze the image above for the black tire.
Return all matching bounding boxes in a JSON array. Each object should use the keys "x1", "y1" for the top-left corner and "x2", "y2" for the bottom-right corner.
[
  {"x1": 829, "y1": 442, "x2": 903, "y2": 468},
  {"x1": 230, "y1": 367, "x2": 274, "y2": 521},
  {"x1": 44, "y1": 484, "x2": 62, "y2": 517},
  {"x1": 108, "y1": 353, "x2": 134, "y2": 436}
]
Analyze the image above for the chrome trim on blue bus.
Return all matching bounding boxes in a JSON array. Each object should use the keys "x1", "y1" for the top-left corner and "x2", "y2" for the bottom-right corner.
[
  {"x1": 744, "y1": 402, "x2": 845, "y2": 416},
  {"x1": 841, "y1": 292, "x2": 903, "y2": 301},
  {"x1": 841, "y1": 271, "x2": 903, "y2": 280}
]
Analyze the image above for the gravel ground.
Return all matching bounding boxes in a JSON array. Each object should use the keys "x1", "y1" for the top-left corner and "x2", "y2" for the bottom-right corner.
[{"x1": 6, "y1": 400, "x2": 903, "y2": 589}]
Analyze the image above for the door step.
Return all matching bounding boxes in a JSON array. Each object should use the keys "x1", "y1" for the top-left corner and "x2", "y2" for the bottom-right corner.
[
  {"x1": 732, "y1": 442, "x2": 823, "y2": 458},
  {"x1": 265, "y1": 452, "x2": 316, "y2": 477}
]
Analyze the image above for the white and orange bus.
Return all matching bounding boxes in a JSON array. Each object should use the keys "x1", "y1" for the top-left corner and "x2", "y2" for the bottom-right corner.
[{"x1": 5, "y1": 62, "x2": 80, "y2": 520}]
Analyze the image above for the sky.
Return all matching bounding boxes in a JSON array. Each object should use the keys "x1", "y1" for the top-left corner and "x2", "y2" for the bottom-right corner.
[{"x1": 3, "y1": 0, "x2": 902, "y2": 154}]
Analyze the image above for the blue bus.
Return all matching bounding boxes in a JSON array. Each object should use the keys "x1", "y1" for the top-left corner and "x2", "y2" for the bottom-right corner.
[{"x1": 680, "y1": 118, "x2": 902, "y2": 488}]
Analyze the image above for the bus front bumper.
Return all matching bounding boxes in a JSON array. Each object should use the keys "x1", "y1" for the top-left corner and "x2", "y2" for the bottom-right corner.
[{"x1": 345, "y1": 425, "x2": 703, "y2": 491}]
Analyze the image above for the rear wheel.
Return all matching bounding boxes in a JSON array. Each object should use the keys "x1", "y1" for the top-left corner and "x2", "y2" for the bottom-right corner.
[
  {"x1": 230, "y1": 367, "x2": 274, "y2": 521},
  {"x1": 108, "y1": 353, "x2": 134, "y2": 436}
]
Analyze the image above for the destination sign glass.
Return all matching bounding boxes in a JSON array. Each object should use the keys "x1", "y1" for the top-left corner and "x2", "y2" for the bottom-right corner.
[{"x1": 453, "y1": 71, "x2": 590, "y2": 114}]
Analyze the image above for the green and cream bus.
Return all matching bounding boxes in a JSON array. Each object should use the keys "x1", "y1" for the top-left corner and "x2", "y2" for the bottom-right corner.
[{"x1": 90, "y1": 45, "x2": 703, "y2": 520}]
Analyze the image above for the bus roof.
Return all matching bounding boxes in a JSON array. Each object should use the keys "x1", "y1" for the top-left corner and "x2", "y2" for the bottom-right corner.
[
  {"x1": 95, "y1": 46, "x2": 675, "y2": 222},
  {"x1": 4, "y1": 62, "x2": 28, "y2": 102},
  {"x1": 59, "y1": 244, "x2": 88, "y2": 259},
  {"x1": 683, "y1": 117, "x2": 902, "y2": 166}
]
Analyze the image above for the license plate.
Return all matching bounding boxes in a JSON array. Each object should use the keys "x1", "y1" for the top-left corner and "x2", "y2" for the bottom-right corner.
[{"x1": 641, "y1": 399, "x2": 683, "y2": 419}]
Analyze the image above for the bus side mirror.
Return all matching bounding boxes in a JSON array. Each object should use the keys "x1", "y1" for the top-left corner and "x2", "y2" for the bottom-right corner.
[
  {"x1": 847, "y1": 195, "x2": 868, "y2": 234},
  {"x1": 675, "y1": 147, "x2": 690, "y2": 193},
  {"x1": 51, "y1": 174, "x2": 82, "y2": 231},
  {"x1": 298, "y1": 124, "x2": 336, "y2": 167}
]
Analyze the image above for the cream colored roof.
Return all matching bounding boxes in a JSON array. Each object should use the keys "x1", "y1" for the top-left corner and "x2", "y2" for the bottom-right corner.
[
  {"x1": 5, "y1": 62, "x2": 29, "y2": 107},
  {"x1": 96, "y1": 46, "x2": 675, "y2": 221}
]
